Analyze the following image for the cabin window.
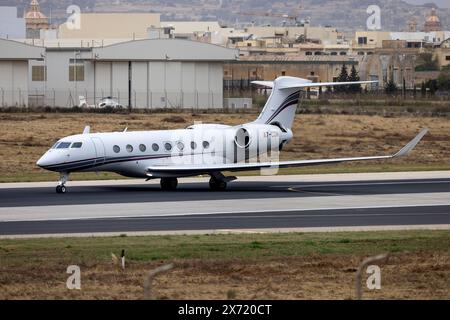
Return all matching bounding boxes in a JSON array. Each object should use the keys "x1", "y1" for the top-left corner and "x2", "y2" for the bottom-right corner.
[
  {"x1": 139, "y1": 144, "x2": 146, "y2": 152},
  {"x1": 164, "y1": 143, "x2": 172, "y2": 151},
  {"x1": 152, "y1": 143, "x2": 159, "y2": 152},
  {"x1": 203, "y1": 141, "x2": 210, "y2": 149},
  {"x1": 191, "y1": 142, "x2": 197, "y2": 150},
  {"x1": 71, "y1": 142, "x2": 83, "y2": 148},
  {"x1": 57, "y1": 142, "x2": 71, "y2": 149},
  {"x1": 126, "y1": 145, "x2": 134, "y2": 153},
  {"x1": 113, "y1": 145, "x2": 120, "y2": 153},
  {"x1": 177, "y1": 142, "x2": 185, "y2": 151}
]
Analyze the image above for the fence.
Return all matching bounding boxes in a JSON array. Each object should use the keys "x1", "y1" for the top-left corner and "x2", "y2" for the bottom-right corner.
[{"x1": 0, "y1": 88, "x2": 224, "y2": 110}]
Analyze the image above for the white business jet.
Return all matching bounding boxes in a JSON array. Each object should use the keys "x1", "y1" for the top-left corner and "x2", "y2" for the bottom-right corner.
[{"x1": 37, "y1": 76, "x2": 428, "y2": 193}]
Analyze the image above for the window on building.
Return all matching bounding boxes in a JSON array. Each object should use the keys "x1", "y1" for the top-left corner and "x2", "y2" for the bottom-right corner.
[
  {"x1": 358, "y1": 37, "x2": 368, "y2": 45},
  {"x1": 32, "y1": 66, "x2": 46, "y2": 82},
  {"x1": 330, "y1": 52, "x2": 338, "y2": 56},
  {"x1": 340, "y1": 52, "x2": 347, "y2": 56},
  {"x1": 310, "y1": 71, "x2": 315, "y2": 76},
  {"x1": 446, "y1": 56, "x2": 450, "y2": 61},
  {"x1": 281, "y1": 71, "x2": 286, "y2": 76},
  {"x1": 247, "y1": 43, "x2": 252, "y2": 47},
  {"x1": 69, "y1": 65, "x2": 85, "y2": 82},
  {"x1": 305, "y1": 51, "x2": 312, "y2": 56}
]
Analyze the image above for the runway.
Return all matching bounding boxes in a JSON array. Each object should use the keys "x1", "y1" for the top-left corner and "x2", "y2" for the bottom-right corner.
[{"x1": 0, "y1": 171, "x2": 450, "y2": 237}]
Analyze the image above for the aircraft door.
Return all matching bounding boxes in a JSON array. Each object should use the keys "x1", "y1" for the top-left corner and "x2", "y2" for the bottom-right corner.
[{"x1": 91, "y1": 137, "x2": 106, "y2": 166}]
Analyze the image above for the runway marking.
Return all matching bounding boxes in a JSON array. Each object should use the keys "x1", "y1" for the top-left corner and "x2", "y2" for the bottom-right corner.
[
  {"x1": 287, "y1": 187, "x2": 342, "y2": 196},
  {"x1": 117, "y1": 211, "x2": 450, "y2": 221},
  {"x1": 274, "y1": 180, "x2": 450, "y2": 189},
  {"x1": 2, "y1": 203, "x2": 449, "y2": 223}
]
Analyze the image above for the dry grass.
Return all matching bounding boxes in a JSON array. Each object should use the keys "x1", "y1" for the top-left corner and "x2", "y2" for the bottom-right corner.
[
  {"x1": 0, "y1": 231, "x2": 449, "y2": 300},
  {"x1": 0, "y1": 112, "x2": 449, "y2": 182}
]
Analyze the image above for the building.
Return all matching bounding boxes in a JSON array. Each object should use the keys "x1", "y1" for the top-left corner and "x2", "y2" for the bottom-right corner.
[
  {"x1": 24, "y1": 0, "x2": 51, "y2": 39},
  {"x1": 58, "y1": 13, "x2": 161, "y2": 40},
  {"x1": 0, "y1": 39, "x2": 237, "y2": 109},
  {"x1": 0, "y1": 7, "x2": 26, "y2": 39},
  {"x1": 0, "y1": 39, "x2": 44, "y2": 107},
  {"x1": 224, "y1": 55, "x2": 360, "y2": 89},
  {"x1": 424, "y1": 8, "x2": 442, "y2": 32}
]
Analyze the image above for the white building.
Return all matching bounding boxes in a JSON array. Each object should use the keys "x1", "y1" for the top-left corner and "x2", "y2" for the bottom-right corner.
[
  {"x1": 1, "y1": 38, "x2": 237, "y2": 109},
  {"x1": 0, "y1": 39, "x2": 44, "y2": 107},
  {"x1": 0, "y1": 7, "x2": 26, "y2": 39}
]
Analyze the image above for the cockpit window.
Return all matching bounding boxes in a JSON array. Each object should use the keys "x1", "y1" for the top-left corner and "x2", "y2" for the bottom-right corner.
[
  {"x1": 51, "y1": 142, "x2": 59, "y2": 149},
  {"x1": 56, "y1": 142, "x2": 71, "y2": 149},
  {"x1": 71, "y1": 142, "x2": 83, "y2": 148}
]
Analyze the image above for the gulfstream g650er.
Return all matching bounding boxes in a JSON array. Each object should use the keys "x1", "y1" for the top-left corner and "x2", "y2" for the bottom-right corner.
[{"x1": 37, "y1": 76, "x2": 428, "y2": 193}]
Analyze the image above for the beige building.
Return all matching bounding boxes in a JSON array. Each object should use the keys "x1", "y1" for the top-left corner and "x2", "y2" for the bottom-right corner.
[
  {"x1": 58, "y1": 13, "x2": 160, "y2": 39},
  {"x1": 244, "y1": 26, "x2": 341, "y2": 45},
  {"x1": 24, "y1": 0, "x2": 51, "y2": 39}
]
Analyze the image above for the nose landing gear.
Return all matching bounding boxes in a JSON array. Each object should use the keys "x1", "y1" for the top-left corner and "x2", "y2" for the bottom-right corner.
[{"x1": 56, "y1": 172, "x2": 70, "y2": 194}]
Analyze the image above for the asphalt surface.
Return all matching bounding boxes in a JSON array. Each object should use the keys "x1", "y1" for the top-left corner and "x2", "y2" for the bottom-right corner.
[
  {"x1": 0, "y1": 178, "x2": 449, "y2": 236},
  {"x1": 1, "y1": 179, "x2": 450, "y2": 207}
]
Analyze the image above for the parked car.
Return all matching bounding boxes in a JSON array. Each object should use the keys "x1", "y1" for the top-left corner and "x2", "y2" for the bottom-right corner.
[{"x1": 98, "y1": 97, "x2": 123, "y2": 109}]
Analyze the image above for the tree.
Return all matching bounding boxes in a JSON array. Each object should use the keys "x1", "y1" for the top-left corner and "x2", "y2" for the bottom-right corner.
[
  {"x1": 415, "y1": 52, "x2": 439, "y2": 71},
  {"x1": 421, "y1": 82, "x2": 426, "y2": 98},
  {"x1": 385, "y1": 79, "x2": 398, "y2": 94},
  {"x1": 348, "y1": 65, "x2": 361, "y2": 93},
  {"x1": 335, "y1": 63, "x2": 349, "y2": 93},
  {"x1": 437, "y1": 69, "x2": 450, "y2": 91}
]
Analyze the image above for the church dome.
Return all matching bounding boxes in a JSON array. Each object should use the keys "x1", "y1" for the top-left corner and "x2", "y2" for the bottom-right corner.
[{"x1": 25, "y1": 0, "x2": 48, "y2": 21}]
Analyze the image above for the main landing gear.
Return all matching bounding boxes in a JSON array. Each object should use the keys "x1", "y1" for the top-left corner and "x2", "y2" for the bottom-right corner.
[
  {"x1": 208, "y1": 174, "x2": 237, "y2": 191},
  {"x1": 209, "y1": 177, "x2": 227, "y2": 191},
  {"x1": 160, "y1": 177, "x2": 178, "y2": 191},
  {"x1": 56, "y1": 172, "x2": 70, "y2": 194}
]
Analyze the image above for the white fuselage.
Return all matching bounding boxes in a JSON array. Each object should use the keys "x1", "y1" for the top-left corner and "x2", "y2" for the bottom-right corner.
[{"x1": 37, "y1": 123, "x2": 293, "y2": 179}]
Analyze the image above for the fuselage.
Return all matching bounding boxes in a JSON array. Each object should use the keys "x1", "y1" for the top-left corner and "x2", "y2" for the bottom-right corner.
[{"x1": 37, "y1": 123, "x2": 293, "y2": 179}]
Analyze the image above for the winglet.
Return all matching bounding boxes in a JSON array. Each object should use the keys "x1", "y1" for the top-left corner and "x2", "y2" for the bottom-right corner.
[
  {"x1": 393, "y1": 128, "x2": 428, "y2": 158},
  {"x1": 251, "y1": 81, "x2": 274, "y2": 88},
  {"x1": 83, "y1": 126, "x2": 90, "y2": 134}
]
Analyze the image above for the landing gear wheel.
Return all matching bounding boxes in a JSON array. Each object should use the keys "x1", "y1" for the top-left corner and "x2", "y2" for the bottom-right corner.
[
  {"x1": 160, "y1": 178, "x2": 178, "y2": 191},
  {"x1": 56, "y1": 185, "x2": 67, "y2": 194},
  {"x1": 209, "y1": 178, "x2": 227, "y2": 191}
]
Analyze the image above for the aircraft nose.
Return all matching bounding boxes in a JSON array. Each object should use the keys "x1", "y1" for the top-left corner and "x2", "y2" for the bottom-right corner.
[{"x1": 36, "y1": 154, "x2": 51, "y2": 168}]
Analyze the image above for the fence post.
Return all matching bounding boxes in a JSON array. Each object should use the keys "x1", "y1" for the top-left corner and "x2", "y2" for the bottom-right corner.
[{"x1": 143, "y1": 264, "x2": 174, "y2": 300}]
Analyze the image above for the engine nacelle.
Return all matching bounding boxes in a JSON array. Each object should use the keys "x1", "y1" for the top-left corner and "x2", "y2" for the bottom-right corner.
[{"x1": 230, "y1": 123, "x2": 293, "y2": 161}]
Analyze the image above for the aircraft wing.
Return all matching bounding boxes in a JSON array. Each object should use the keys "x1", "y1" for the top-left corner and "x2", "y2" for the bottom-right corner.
[{"x1": 146, "y1": 129, "x2": 428, "y2": 178}]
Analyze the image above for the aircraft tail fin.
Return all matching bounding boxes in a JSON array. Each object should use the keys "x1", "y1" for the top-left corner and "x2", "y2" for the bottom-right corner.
[{"x1": 252, "y1": 76, "x2": 377, "y2": 130}]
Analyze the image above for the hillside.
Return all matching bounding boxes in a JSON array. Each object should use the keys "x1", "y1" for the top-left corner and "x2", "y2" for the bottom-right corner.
[{"x1": 4, "y1": 0, "x2": 450, "y2": 32}]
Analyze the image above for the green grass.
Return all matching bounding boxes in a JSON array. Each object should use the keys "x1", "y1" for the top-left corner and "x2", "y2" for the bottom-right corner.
[{"x1": 1, "y1": 230, "x2": 449, "y2": 267}]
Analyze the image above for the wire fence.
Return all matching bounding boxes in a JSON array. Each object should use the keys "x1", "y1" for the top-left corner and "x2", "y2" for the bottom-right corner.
[{"x1": 0, "y1": 89, "x2": 225, "y2": 110}]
